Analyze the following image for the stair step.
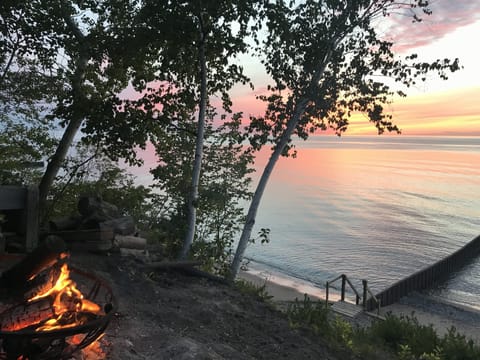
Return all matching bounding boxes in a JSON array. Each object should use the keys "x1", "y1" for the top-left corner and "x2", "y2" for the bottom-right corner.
[{"x1": 331, "y1": 301, "x2": 364, "y2": 318}]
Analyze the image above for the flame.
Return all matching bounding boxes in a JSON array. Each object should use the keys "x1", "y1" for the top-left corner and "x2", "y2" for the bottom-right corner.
[
  {"x1": 27, "y1": 252, "x2": 69, "y2": 281},
  {"x1": 2, "y1": 259, "x2": 107, "y2": 359},
  {"x1": 27, "y1": 263, "x2": 103, "y2": 332},
  {"x1": 67, "y1": 333, "x2": 108, "y2": 360},
  {"x1": 29, "y1": 263, "x2": 71, "y2": 302}
]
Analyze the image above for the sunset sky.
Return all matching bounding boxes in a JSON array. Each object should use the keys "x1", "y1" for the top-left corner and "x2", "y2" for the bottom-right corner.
[{"x1": 230, "y1": 1, "x2": 480, "y2": 137}]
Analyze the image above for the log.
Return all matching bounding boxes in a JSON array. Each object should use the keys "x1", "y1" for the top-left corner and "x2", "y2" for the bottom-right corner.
[
  {"x1": 0, "y1": 235, "x2": 66, "y2": 289},
  {"x1": 177, "y1": 266, "x2": 229, "y2": 285},
  {"x1": 113, "y1": 235, "x2": 147, "y2": 250},
  {"x1": 23, "y1": 263, "x2": 63, "y2": 301},
  {"x1": 119, "y1": 248, "x2": 148, "y2": 260},
  {"x1": 0, "y1": 297, "x2": 54, "y2": 331},
  {"x1": 49, "y1": 215, "x2": 81, "y2": 231},
  {"x1": 144, "y1": 260, "x2": 201, "y2": 270},
  {"x1": 100, "y1": 216, "x2": 136, "y2": 235},
  {"x1": 77, "y1": 195, "x2": 119, "y2": 220}
]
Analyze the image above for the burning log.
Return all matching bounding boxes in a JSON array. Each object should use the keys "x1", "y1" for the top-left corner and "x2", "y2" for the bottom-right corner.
[
  {"x1": 0, "y1": 297, "x2": 55, "y2": 332},
  {"x1": 1, "y1": 260, "x2": 104, "y2": 334},
  {"x1": 0, "y1": 252, "x2": 115, "y2": 360},
  {"x1": 0, "y1": 236, "x2": 66, "y2": 290},
  {"x1": 23, "y1": 263, "x2": 63, "y2": 301},
  {"x1": 0, "y1": 296, "x2": 101, "y2": 333}
]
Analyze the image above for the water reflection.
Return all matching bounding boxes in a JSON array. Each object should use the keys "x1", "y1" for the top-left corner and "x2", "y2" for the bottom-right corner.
[{"x1": 247, "y1": 136, "x2": 480, "y2": 301}]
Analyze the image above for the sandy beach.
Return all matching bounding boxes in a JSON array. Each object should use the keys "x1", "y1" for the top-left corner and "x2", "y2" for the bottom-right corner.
[
  {"x1": 239, "y1": 269, "x2": 480, "y2": 344},
  {"x1": 238, "y1": 269, "x2": 325, "y2": 301}
]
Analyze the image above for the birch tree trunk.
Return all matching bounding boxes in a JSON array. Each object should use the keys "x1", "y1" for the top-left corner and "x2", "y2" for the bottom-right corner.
[
  {"x1": 38, "y1": 14, "x2": 88, "y2": 217},
  {"x1": 179, "y1": 22, "x2": 208, "y2": 259},
  {"x1": 230, "y1": 50, "x2": 334, "y2": 279}
]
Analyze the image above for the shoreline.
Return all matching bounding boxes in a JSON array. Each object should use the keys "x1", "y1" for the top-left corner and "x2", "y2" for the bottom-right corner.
[
  {"x1": 239, "y1": 267, "x2": 480, "y2": 344},
  {"x1": 238, "y1": 269, "x2": 325, "y2": 302}
]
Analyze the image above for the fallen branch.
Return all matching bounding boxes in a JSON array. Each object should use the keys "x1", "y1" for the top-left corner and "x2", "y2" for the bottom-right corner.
[{"x1": 144, "y1": 260, "x2": 201, "y2": 270}]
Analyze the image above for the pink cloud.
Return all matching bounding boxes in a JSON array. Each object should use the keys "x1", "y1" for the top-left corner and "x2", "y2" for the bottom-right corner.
[{"x1": 382, "y1": 1, "x2": 480, "y2": 52}]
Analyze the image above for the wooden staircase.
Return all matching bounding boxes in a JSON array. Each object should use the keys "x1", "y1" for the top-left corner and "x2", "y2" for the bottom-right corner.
[
  {"x1": 326, "y1": 274, "x2": 381, "y2": 318},
  {"x1": 331, "y1": 301, "x2": 364, "y2": 318}
]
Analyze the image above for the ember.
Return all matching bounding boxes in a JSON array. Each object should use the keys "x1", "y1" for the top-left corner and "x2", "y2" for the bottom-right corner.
[{"x1": 0, "y1": 241, "x2": 115, "y2": 360}]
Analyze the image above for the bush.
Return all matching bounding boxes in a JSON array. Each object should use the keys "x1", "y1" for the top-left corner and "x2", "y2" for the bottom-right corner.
[
  {"x1": 368, "y1": 313, "x2": 438, "y2": 356},
  {"x1": 357, "y1": 313, "x2": 480, "y2": 360},
  {"x1": 235, "y1": 279, "x2": 273, "y2": 303},
  {"x1": 284, "y1": 302, "x2": 480, "y2": 360},
  {"x1": 440, "y1": 327, "x2": 480, "y2": 360},
  {"x1": 286, "y1": 295, "x2": 330, "y2": 336}
]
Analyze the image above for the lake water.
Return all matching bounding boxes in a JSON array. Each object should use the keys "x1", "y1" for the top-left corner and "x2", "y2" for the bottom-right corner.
[{"x1": 244, "y1": 136, "x2": 480, "y2": 310}]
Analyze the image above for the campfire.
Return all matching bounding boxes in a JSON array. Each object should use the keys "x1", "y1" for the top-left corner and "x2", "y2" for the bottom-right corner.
[{"x1": 0, "y1": 237, "x2": 115, "y2": 360}]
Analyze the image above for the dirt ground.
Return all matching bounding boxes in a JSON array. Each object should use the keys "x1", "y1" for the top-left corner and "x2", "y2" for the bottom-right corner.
[{"x1": 69, "y1": 251, "x2": 350, "y2": 360}]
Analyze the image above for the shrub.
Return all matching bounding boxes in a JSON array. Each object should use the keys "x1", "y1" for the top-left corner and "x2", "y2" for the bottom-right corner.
[
  {"x1": 330, "y1": 315, "x2": 354, "y2": 349},
  {"x1": 440, "y1": 327, "x2": 480, "y2": 360},
  {"x1": 286, "y1": 295, "x2": 330, "y2": 335},
  {"x1": 283, "y1": 301, "x2": 480, "y2": 360},
  {"x1": 368, "y1": 313, "x2": 438, "y2": 356},
  {"x1": 235, "y1": 279, "x2": 274, "y2": 303}
]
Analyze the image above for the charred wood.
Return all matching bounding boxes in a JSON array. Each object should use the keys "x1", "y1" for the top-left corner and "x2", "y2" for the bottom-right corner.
[
  {"x1": 0, "y1": 236, "x2": 66, "y2": 290},
  {"x1": 0, "y1": 297, "x2": 54, "y2": 331},
  {"x1": 23, "y1": 263, "x2": 63, "y2": 301}
]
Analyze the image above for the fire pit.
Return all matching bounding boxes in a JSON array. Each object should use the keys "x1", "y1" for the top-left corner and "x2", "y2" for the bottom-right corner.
[{"x1": 0, "y1": 242, "x2": 116, "y2": 360}]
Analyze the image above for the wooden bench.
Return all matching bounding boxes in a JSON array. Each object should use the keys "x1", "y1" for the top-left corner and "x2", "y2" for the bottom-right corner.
[{"x1": 0, "y1": 185, "x2": 39, "y2": 252}]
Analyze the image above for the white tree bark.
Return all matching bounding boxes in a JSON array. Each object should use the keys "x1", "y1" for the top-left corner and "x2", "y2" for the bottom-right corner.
[
  {"x1": 230, "y1": 50, "x2": 335, "y2": 279},
  {"x1": 179, "y1": 21, "x2": 208, "y2": 259},
  {"x1": 38, "y1": 13, "x2": 88, "y2": 217}
]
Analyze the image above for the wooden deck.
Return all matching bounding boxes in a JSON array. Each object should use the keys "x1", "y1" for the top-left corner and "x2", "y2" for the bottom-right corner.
[
  {"x1": 331, "y1": 301, "x2": 364, "y2": 318},
  {"x1": 0, "y1": 185, "x2": 38, "y2": 252}
]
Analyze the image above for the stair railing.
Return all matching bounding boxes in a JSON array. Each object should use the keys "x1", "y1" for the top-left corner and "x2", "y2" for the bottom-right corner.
[
  {"x1": 325, "y1": 274, "x2": 361, "y2": 309},
  {"x1": 325, "y1": 274, "x2": 381, "y2": 314},
  {"x1": 362, "y1": 279, "x2": 381, "y2": 315}
]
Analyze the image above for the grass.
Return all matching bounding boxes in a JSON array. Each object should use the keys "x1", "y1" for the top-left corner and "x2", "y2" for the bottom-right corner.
[
  {"x1": 285, "y1": 297, "x2": 480, "y2": 360},
  {"x1": 234, "y1": 279, "x2": 274, "y2": 303},
  {"x1": 233, "y1": 280, "x2": 480, "y2": 359}
]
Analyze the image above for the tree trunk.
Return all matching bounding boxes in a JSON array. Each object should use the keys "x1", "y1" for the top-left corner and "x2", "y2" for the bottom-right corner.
[
  {"x1": 179, "y1": 21, "x2": 208, "y2": 260},
  {"x1": 229, "y1": 50, "x2": 335, "y2": 280},
  {"x1": 38, "y1": 13, "x2": 88, "y2": 218},
  {"x1": 38, "y1": 112, "x2": 85, "y2": 215},
  {"x1": 229, "y1": 98, "x2": 308, "y2": 279},
  {"x1": 0, "y1": 36, "x2": 20, "y2": 84}
]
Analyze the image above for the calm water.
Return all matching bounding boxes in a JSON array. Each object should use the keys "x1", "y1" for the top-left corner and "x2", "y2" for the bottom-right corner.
[{"x1": 245, "y1": 136, "x2": 480, "y2": 309}]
